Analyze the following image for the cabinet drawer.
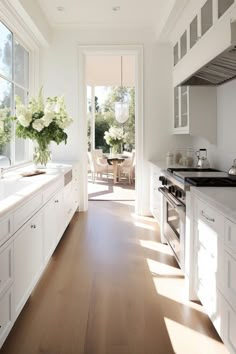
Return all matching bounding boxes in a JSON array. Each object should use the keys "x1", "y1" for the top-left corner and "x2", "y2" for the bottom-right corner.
[
  {"x1": 0, "y1": 243, "x2": 13, "y2": 297},
  {"x1": 13, "y1": 193, "x2": 43, "y2": 232},
  {"x1": 225, "y1": 218, "x2": 236, "y2": 253},
  {"x1": 0, "y1": 216, "x2": 12, "y2": 246},
  {"x1": 43, "y1": 178, "x2": 63, "y2": 204},
  {"x1": 224, "y1": 251, "x2": 236, "y2": 312},
  {"x1": 195, "y1": 198, "x2": 224, "y2": 236},
  {"x1": 0, "y1": 287, "x2": 13, "y2": 348}
]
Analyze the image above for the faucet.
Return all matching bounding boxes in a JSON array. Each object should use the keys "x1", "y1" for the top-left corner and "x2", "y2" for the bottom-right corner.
[{"x1": 0, "y1": 156, "x2": 12, "y2": 179}]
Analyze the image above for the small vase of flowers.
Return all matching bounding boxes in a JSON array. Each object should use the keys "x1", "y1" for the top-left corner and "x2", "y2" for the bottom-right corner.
[
  {"x1": 104, "y1": 126, "x2": 127, "y2": 154},
  {"x1": 12, "y1": 88, "x2": 73, "y2": 168}
]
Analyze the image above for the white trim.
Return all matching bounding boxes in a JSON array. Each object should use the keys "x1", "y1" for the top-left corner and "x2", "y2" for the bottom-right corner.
[
  {"x1": 77, "y1": 45, "x2": 144, "y2": 214},
  {"x1": 0, "y1": 1, "x2": 40, "y2": 164}
]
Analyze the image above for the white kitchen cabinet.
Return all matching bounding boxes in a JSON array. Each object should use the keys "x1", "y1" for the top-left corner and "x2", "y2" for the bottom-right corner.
[
  {"x1": 173, "y1": 85, "x2": 217, "y2": 143},
  {"x1": 0, "y1": 287, "x2": 13, "y2": 348},
  {"x1": 190, "y1": 15, "x2": 199, "y2": 49},
  {"x1": 201, "y1": 0, "x2": 213, "y2": 36},
  {"x1": 192, "y1": 192, "x2": 236, "y2": 353},
  {"x1": 172, "y1": 0, "x2": 236, "y2": 86},
  {"x1": 218, "y1": 0, "x2": 234, "y2": 18},
  {"x1": 0, "y1": 215, "x2": 12, "y2": 247},
  {"x1": 13, "y1": 211, "x2": 44, "y2": 317},
  {"x1": 222, "y1": 298, "x2": 236, "y2": 354},
  {"x1": 0, "y1": 242, "x2": 13, "y2": 298}
]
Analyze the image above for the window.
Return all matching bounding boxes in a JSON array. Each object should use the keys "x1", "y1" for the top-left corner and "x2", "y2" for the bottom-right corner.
[{"x1": 0, "y1": 20, "x2": 30, "y2": 165}]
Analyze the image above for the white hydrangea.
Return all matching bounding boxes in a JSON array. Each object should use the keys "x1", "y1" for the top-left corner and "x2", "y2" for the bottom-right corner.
[
  {"x1": 43, "y1": 111, "x2": 54, "y2": 127},
  {"x1": 17, "y1": 111, "x2": 32, "y2": 127},
  {"x1": 104, "y1": 126, "x2": 127, "y2": 146},
  {"x1": 32, "y1": 118, "x2": 45, "y2": 132}
]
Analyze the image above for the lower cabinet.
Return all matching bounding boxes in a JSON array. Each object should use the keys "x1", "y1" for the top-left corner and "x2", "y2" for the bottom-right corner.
[
  {"x1": 193, "y1": 194, "x2": 236, "y2": 354},
  {"x1": 14, "y1": 211, "x2": 44, "y2": 317},
  {"x1": 44, "y1": 190, "x2": 63, "y2": 263},
  {"x1": 0, "y1": 287, "x2": 13, "y2": 348}
]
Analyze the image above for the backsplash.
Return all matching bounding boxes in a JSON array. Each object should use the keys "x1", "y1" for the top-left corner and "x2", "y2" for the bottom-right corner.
[{"x1": 192, "y1": 79, "x2": 236, "y2": 172}]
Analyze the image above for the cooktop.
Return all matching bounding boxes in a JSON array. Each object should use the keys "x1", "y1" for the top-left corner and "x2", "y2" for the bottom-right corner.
[
  {"x1": 186, "y1": 176, "x2": 236, "y2": 187},
  {"x1": 167, "y1": 168, "x2": 220, "y2": 173}
]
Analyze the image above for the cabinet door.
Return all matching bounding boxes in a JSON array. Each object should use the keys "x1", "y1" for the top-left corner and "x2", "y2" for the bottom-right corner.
[
  {"x1": 218, "y1": 0, "x2": 234, "y2": 18},
  {"x1": 0, "y1": 243, "x2": 13, "y2": 297},
  {"x1": 222, "y1": 298, "x2": 236, "y2": 354},
  {"x1": 190, "y1": 15, "x2": 198, "y2": 49},
  {"x1": 180, "y1": 86, "x2": 189, "y2": 128},
  {"x1": 0, "y1": 287, "x2": 13, "y2": 348},
  {"x1": 174, "y1": 87, "x2": 180, "y2": 128},
  {"x1": 14, "y1": 212, "x2": 43, "y2": 317},
  {"x1": 224, "y1": 251, "x2": 236, "y2": 312},
  {"x1": 44, "y1": 197, "x2": 57, "y2": 263},
  {"x1": 201, "y1": 0, "x2": 213, "y2": 36}
]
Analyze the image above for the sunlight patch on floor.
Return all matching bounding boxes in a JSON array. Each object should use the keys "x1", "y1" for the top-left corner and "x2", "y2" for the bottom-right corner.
[
  {"x1": 164, "y1": 318, "x2": 226, "y2": 354},
  {"x1": 146, "y1": 258, "x2": 181, "y2": 276},
  {"x1": 139, "y1": 239, "x2": 173, "y2": 255},
  {"x1": 134, "y1": 221, "x2": 156, "y2": 231}
]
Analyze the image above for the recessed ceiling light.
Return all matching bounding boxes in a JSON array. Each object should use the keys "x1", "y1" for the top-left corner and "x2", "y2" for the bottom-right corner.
[
  {"x1": 112, "y1": 6, "x2": 120, "y2": 12},
  {"x1": 57, "y1": 6, "x2": 65, "y2": 12}
]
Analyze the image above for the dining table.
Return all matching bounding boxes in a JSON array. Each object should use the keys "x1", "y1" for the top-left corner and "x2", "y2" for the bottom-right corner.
[{"x1": 103, "y1": 153, "x2": 128, "y2": 184}]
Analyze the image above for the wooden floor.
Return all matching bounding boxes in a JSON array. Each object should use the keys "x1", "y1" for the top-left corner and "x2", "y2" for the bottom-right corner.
[{"x1": 1, "y1": 201, "x2": 229, "y2": 354}]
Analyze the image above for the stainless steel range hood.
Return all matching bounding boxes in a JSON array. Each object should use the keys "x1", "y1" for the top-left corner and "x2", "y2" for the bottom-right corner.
[{"x1": 179, "y1": 22, "x2": 236, "y2": 86}]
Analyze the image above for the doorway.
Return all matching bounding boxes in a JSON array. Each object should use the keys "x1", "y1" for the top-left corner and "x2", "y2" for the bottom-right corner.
[
  {"x1": 78, "y1": 46, "x2": 143, "y2": 214},
  {"x1": 86, "y1": 55, "x2": 136, "y2": 201}
]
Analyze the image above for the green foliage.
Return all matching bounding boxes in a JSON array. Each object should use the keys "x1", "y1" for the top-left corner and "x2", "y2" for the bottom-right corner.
[
  {"x1": 0, "y1": 118, "x2": 11, "y2": 154},
  {"x1": 87, "y1": 86, "x2": 135, "y2": 152}
]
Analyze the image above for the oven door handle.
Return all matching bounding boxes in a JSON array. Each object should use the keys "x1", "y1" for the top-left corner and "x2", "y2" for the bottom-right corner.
[{"x1": 158, "y1": 187, "x2": 185, "y2": 210}]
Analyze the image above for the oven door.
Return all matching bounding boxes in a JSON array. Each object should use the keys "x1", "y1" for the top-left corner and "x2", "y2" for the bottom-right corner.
[{"x1": 158, "y1": 187, "x2": 185, "y2": 269}]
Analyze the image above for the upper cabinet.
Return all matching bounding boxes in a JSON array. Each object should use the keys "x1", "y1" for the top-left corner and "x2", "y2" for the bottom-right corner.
[
  {"x1": 172, "y1": 0, "x2": 236, "y2": 86},
  {"x1": 201, "y1": 0, "x2": 213, "y2": 36},
  {"x1": 190, "y1": 16, "x2": 198, "y2": 49},
  {"x1": 218, "y1": 0, "x2": 234, "y2": 18},
  {"x1": 173, "y1": 86, "x2": 217, "y2": 144}
]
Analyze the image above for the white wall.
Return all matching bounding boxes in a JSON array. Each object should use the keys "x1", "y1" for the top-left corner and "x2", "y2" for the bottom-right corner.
[
  {"x1": 40, "y1": 27, "x2": 190, "y2": 214},
  {"x1": 193, "y1": 79, "x2": 236, "y2": 172}
]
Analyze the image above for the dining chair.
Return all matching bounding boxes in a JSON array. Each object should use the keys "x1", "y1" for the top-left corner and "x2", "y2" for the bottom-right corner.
[
  {"x1": 118, "y1": 150, "x2": 136, "y2": 184},
  {"x1": 90, "y1": 149, "x2": 113, "y2": 182}
]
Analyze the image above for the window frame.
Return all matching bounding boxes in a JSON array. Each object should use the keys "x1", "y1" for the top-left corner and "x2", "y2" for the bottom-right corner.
[{"x1": 0, "y1": 17, "x2": 35, "y2": 167}]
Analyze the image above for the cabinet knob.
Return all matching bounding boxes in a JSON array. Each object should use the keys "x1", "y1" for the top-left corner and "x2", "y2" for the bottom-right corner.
[{"x1": 31, "y1": 224, "x2": 36, "y2": 229}]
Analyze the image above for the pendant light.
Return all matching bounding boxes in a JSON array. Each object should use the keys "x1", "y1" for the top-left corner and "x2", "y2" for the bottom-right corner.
[{"x1": 115, "y1": 56, "x2": 129, "y2": 123}]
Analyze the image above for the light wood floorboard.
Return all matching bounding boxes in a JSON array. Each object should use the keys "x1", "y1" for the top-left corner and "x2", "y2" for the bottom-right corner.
[{"x1": 1, "y1": 201, "x2": 229, "y2": 354}]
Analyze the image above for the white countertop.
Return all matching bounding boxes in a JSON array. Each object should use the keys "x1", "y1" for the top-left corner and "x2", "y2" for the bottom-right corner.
[
  {"x1": 0, "y1": 162, "x2": 72, "y2": 218},
  {"x1": 191, "y1": 186, "x2": 236, "y2": 222},
  {"x1": 149, "y1": 159, "x2": 183, "y2": 171}
]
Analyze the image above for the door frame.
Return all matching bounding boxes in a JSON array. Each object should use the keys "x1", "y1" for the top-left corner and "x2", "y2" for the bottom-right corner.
[{"x1": 78, "y1": 45, "x2": 144, "y2": 214}]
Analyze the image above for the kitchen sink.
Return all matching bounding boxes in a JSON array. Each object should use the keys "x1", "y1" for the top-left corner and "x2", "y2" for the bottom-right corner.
[{"x1": 0, "y1": 179, "x2": 34, "y2": 201}]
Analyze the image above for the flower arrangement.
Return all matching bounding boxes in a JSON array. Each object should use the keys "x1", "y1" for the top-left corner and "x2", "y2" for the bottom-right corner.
[
  {"x1": 104, "y1": 126, "x2": 127, "y2": 146},
  {"x1": 12, "y1": 88, "x2": 73, "y2": 166}
]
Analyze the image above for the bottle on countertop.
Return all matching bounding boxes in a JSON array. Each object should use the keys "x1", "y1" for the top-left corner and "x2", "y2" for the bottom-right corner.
[{"x1": 166, "y1": 151, "x2": 174, "y2": 166}]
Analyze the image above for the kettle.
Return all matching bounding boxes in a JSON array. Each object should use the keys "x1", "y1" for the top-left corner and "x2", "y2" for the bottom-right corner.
[
  {"x1": 228, "y1": 159, "x2": 236, "y2": 176},
  {"x1": 195, "y1": 149, "x2": 210, "y2": 168}
]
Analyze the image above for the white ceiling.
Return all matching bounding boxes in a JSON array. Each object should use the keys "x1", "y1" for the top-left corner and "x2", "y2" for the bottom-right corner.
[
  {"x1": 37, "y1": 0, "x2": 174, "y2": 31},
  {"x1": 86, "y1": 55, "x2": 135, "y2": 86}
]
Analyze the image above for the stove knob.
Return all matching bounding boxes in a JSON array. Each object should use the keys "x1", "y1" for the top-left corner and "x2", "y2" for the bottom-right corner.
[
  {"x1": 159, "y1": 176, "x2": 165, "y2": 182},
  {"x1": 175, "y1": 190, "x2": 182, "y2": 199},
  {"x1": 168, "y1": 186, "x2": 175, "y2": 193},
  {"x1": 159, "y1": 176, "x2": 167, "y2": 186}
]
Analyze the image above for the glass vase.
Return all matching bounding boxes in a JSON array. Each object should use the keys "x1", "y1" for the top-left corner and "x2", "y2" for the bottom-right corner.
[
  {"x1": 110, "y1": 144, "x2": 123, "y2": 155},
  {"x1": 33, "y1": 141, "x2": 51, "y2": 168}
]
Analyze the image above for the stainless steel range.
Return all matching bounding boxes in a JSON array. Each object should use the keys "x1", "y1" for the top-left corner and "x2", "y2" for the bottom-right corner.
[{"x1": 158, "y1": 167, "x2": 231, "y2": 270}]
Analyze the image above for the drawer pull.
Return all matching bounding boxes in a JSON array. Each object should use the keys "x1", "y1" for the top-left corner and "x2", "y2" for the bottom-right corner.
[
  {"x1": 31, "y1": 224, "x2": 36, "y2": 229},
  {"x1": 201, "y1": 210, "x2": 215, "y2": 223},
  {"x1": 54, "y1": 200, "x2": 59, "y2": 203}
]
